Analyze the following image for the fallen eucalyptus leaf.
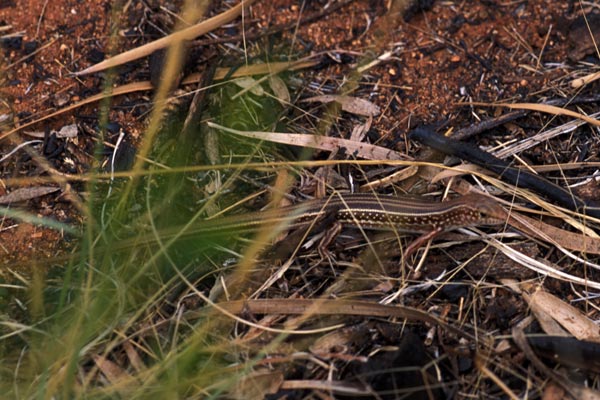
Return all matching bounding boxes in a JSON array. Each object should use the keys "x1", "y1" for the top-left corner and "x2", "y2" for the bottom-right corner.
[
  {"x1": 232, "y1": 76, "x2": 264, "y2": 96},
  {"x1": 268, "y1": 75, "x2": 290, "y2": 103},
  {"x1": 0, "y1": 186, "x2": 60, "y2": 204},
  {"x1": 302, "y1": 95, "x2": 381, "y2": 117}
]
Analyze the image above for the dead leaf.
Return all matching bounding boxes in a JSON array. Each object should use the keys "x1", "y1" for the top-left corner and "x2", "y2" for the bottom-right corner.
[
  {"x1": 122, "y1": 340, "x2": 146, "y2": 373},
  {"x1": 528, "y1": 290, "x2": 600, "y2": 342},
  {"x1": 359, "y1": 165, "x2": 419, "y2": 191},
  {"x1": 76, "y1": 0, "x2": 257, "y2": 75},
  {"x1": 349, "y1": 118, "x2": 371, "y2": 142},
  {"x1": 228, "y1": 370, "x2": 283, "y2": 400},
  {"x1": 268, "y1": 75, "x2": 290, "y2": 103},
  {"x1": 0, "y1": 186, "x2": 59, "y2": 204},
  {"x1": 57, "y1": 123, "x2": 78, "y2": 138},
  {"x1": 302, "y1": 95, "x2": 381, "y2": 117},
  {"x1": 23, "y1": 123, "x2": 78, "y2": 139},
  {"x1": 93, "y1": 355, "x2": 131, "y2": 384},
  {"x1": 232, "y1": 76, "x2": 265, "y2": 96},
  {"x1": 309, "y1": 326, "x2": 369, "y2": 356}
]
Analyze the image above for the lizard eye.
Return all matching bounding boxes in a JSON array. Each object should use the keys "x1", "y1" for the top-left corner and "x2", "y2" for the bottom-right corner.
[{"x1": 477, "y1": 200, "x2": 504, "y2": 225}]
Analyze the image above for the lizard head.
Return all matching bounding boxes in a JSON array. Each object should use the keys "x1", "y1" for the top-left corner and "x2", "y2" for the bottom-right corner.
[{"x1": 462, "y1": 194, "x2": 507, "y2": 226}]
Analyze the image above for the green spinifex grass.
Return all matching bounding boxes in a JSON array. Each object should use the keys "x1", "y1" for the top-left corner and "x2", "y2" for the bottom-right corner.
[{"x1": 1, "y1": 55, "x2": 299, "y2": 399}]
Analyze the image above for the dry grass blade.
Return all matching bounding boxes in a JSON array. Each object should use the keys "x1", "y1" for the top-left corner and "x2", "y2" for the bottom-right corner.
[
  {"x1": 75, "y1": 0, "x2": 257, "y2": 76},
  {"x1": 0, "y1": 60, "x2": 317, "y2": 142},
  {"x1": 1, "y1": 206, "x2": 77, "y2": 234},
  {"x1": 484, "y1": 237, "x2": 600, "y2": 290},
  {"x1": 469, "y1": 101, "x2": 600, "y2": 127},
  {"x1": 505, "y1": 211, "x2": 600, "y2": 255},
  {"x1": 207, "y1": 122, "x2": 409, "y2": 161},
  {"x1": 571, "y1": 70, "x2": 600, "y2": 88},
  {"x1": 475, "y1": 356, "x2": 520, "y2": 400},
  {"x1": 279, "y1": 380, "x2": 370, "y2": 396},
  {"x1": 207, "y1": 59, "x2": 319, "y2": 80},
  {"x1": 0, "y1": 81, "x2": 151, "y2": 142},
  {"x1": 493, "y1": 111, "x2": 600, "y2": 159}
]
